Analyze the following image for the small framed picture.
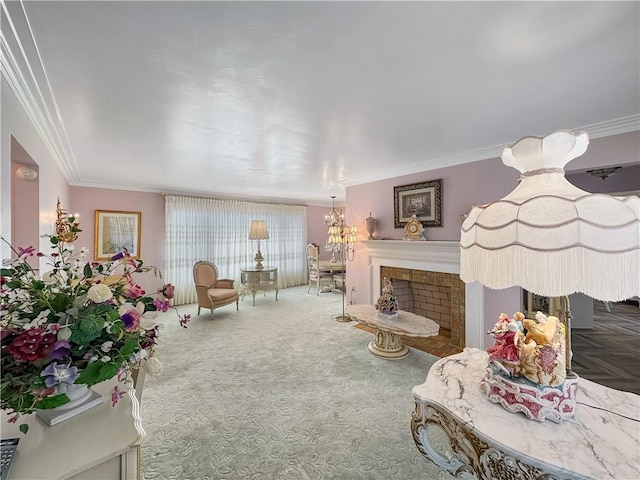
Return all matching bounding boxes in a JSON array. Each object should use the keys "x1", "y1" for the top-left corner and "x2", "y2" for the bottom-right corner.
[
  {"x1": 394, "y1": 179, "x2": 442, "y2": 228},
  {"x1": 94, "y1": 210, "x2": 141, "y2": 260}
]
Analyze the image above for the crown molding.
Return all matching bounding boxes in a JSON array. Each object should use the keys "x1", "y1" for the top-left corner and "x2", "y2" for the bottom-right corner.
[
  {"x1": 343, "y1": 116, "x2": 640, "y2": 187},
  {"x1": 0, "y1": 0, "x2": 79, "y2": 182}
]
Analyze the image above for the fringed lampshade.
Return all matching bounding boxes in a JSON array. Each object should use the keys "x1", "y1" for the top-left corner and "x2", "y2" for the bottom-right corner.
[{"x1": 460, "y1": 130, "x2": 639, "y2": 302}]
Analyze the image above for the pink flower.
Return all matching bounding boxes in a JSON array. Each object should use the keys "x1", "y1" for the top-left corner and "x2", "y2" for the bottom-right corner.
[
  {"x1": 122, "y1": 282, "x2": 145, "y2": 299},
  {"x1": 159, "y1": 284, "x2": 175, "y2": 300},
  {"x1": 17, "y1": 246, "x2": 35, "y2": 257},
  {"x1": 153, "y1": 298, "x2": 170, "y2": 312},
  {"x1": 180, "y1": 314, "x2": 191, "y2": 328},
  {"x1": 119, "y1": 307, "x2": 141, "y2": 332},
  {"x1": 111, "y1": 386, "x2": 126, "y2": 406}
]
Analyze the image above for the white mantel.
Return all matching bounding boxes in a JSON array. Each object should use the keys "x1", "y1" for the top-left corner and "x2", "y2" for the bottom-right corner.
[{"x1": 361, "y1": 240, "x2": 484, "y2": 348}]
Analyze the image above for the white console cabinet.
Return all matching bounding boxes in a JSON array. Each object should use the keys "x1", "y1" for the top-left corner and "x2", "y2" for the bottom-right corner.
[{"x1": 1, "y1": 380, "x2": 144, "y2": 480}]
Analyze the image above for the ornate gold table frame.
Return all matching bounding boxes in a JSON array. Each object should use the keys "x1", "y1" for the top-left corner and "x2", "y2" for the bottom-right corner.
[{"x1": 411, "y1": 401, "x2": 571, "y2": 480}]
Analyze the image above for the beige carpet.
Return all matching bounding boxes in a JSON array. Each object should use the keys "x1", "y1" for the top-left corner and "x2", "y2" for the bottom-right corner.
[{"x1": 140, "y1": 285, "x2": 453, "y2": 479}]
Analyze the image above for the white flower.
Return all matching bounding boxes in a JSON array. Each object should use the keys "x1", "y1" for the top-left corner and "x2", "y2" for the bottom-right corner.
[
  {"x1": 100, "y1": 355, "x2": 111, "y2": 362},
  {"x1": 140, "y1": 311, "x2": 159, "y2": 330},
  {"x1": 87, "y1": 284, "x2": 113, "y2": 303},
  {"x1": 41, "y1": 270, "x2": 68, "y2": 284},
  {"x1": 130, "y1": 349, "x2": 149, "y2": 363},
  {"x1": 145, "y1": 357, "x2": 163, "y2": 376},
  {"x1": 101, "y1": 341, "x2": 113, "y2": 352},
  {"x1": 23, "y1": 309, "x2": 51, "y2": 330}
]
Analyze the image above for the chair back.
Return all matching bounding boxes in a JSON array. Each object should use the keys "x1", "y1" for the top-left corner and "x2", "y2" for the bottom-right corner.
[
  {"x1": 193, "y1": 261, "x2": 219, "y2": 288},
  {"x1": 307, "y1": 243, "x2": 322, "y2": 279}
]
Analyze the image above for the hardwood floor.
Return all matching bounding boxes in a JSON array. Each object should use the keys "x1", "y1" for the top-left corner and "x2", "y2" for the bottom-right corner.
[
  {"x1": 355, "y1": 299, "x2": 640, "y2": 395},
  {"x1": 572, "y1": 300, "x2": 640, "y2": 395}
]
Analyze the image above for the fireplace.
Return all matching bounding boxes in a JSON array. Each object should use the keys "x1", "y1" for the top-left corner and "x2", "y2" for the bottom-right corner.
[
  {"x1": 381, "y1": 266, "x2": 465, "y2": 347},
  {"x1": 362, "y1": 240, "x2": 484, "y2": 348}
]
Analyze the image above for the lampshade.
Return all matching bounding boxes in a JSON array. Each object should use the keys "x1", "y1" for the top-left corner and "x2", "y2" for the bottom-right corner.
[
  {"x1": 248, "y1": 220, "x2": 269, "y2": 240},
  {"x1": 460, "y1": 130, "x2": 640, "y2": 302}
]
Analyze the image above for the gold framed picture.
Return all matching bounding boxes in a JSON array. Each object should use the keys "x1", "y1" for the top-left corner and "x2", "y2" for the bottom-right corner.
[
  {"x1": 94, "y1": 210, "x2": 141, "y2": 260},
  {"x1": 394, "y1": 179, "x2": 442, "y2": 228}
]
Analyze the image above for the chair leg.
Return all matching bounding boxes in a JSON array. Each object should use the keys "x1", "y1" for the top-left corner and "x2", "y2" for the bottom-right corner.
[
  {"x1": 316, "y1": 278, "x2": 320, "y2": 296},
  {"x1": 236, "y1": 299, "x2": 239, "y2": 311},
  {"x1": 308, "y1": 280, "x2": 311, "y2": 293}
]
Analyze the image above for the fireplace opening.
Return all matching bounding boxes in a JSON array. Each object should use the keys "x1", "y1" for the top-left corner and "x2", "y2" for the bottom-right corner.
[{"x1": 380, "y1": 266, "x2": 465, "y2": 348}]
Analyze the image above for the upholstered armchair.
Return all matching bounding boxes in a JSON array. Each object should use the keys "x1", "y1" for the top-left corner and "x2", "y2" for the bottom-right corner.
[{"x1": 193, "y1": 261, "x2": 239, "y2": 317}]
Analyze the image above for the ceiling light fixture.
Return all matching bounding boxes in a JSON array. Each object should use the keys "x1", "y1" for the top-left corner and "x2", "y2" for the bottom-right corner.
[
  {"x1": 15, "y1": 165, "x2": 38, "y2": 180},
  {"x1": 586, "y1": 166, "x2": 622, "y2": 180}
]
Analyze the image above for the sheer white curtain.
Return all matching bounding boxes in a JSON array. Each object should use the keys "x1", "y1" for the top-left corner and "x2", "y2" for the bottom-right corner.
[{"x1": 165, "y1": 195, "x2": 308, "y2": 305}]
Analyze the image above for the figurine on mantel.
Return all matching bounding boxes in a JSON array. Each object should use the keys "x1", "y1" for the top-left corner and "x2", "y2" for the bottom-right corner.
[
  {"x1": 375, "y1": 277, "x2": 398, "y2": 319},
  {"x1": 364, "y1": 212, "x2": 377, "y2": 240},
  {"x1": 481, "y1": 310, "x2": 575, "y2": 423}
]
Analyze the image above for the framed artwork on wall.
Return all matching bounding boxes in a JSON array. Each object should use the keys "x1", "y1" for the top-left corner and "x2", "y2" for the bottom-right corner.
[
  {"x1": 394, "y1": 179, "x2": 442, "y2": 228},
  {"x1": 94, "y1": 210, "x2": 141, "y2": 260}
]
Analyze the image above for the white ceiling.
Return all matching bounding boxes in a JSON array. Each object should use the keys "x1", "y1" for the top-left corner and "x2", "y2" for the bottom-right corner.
[{"x1": 3, "y1": 1, "x2": 639, "y2": 205}]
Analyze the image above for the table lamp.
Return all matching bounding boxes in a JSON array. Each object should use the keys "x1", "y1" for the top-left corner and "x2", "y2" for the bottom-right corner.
[
  {"x1": 460, "y1": 130, "x2": 639, "y2": 422},
  {"x1": 248, "y1": 220, "x2": 269, "y2": 270}
]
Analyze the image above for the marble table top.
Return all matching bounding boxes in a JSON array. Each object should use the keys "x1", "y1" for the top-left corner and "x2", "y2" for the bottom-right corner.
[
  {"x1": 413, "y1": 347, "x2": 640, "y2": 480},
  {"x1": 347, "y1": 304, "x2": 440, "y2": 337}
]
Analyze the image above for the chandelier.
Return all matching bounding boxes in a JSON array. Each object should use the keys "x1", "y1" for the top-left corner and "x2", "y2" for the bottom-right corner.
[{"x1": 324, "y1": 196, "x2": 345, "y2": 227}]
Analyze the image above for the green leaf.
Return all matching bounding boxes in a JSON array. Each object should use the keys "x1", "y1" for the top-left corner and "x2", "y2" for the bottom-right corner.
[
  {"x1": 35, "y1": 393, "x2": 71, "y2": 410},
  {"x1": 19, "y1": 424, "x2": 29, "y2": 434},
  {"x1": 75, "y1": 362, "x2": 119, "y2": 385},
  {"x1": 50, "y1": 293, "x2": 72, "y2": 312},
  {"x1": 83, "y1": 263, "x2": 93, "y2": 279},
  {"x1": 50, "y1": 236, "x2": 59, "y2": 245},
  {"x1": 0, "y1": 268, "x2": 12, "y2": 276},
  {"x1": 6, "y1": 280, "x2": 21, "y2": 289},
  {"x1": 69, "y1": 314, "x2": 104, "y2": 345},
  {"x1": 118, "y1": 338, "x2": 140, "y2": 359},
  {"x1": 32, "y1": 280, "x2": 45, "y2": 290}
]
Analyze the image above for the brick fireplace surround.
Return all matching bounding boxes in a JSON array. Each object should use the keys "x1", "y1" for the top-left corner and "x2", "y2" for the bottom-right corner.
[
  {"x1": 380, "y1": 266, "x2": 466, "y2": 347},
  {"x1": 362, "y1": 240, "x2": 484, "y2": 349}
]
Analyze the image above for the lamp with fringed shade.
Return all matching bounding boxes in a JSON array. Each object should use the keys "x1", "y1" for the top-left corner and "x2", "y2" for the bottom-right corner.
[{"x1": 460, "y1": 130, "x2": 640, "y2": 422}]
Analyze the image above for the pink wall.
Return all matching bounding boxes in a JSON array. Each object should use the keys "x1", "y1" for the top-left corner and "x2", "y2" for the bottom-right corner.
[
  {"x1": 11, "y1": 160, "x2": 39, "y2": 268},
  {"x1": 70, "y1": 187, "x2": 165, "y2": 294}
]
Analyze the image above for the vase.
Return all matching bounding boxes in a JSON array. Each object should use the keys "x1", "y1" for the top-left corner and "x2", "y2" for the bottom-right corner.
[
  {"x1": 36, "y1": 384, "x2": 104, "y2": 426},
  {"x1": 364, "y1": 212, "x2": 376, "y2": 240}
]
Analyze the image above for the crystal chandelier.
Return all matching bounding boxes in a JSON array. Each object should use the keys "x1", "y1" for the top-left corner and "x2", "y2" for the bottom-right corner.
[{"x1": 324, "y1": 196, "x2": 344, "y2": 227}]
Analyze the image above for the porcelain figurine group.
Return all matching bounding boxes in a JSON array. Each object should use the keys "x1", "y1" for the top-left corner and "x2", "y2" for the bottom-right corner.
[{"x1": 487, "y1": 310, "x2": 566, "y2": 388}]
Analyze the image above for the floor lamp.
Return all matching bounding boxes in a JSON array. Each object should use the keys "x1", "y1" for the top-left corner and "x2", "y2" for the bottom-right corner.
[
  {"x1": 460, "y1": 130, "x2": 639, "y2": 422},
  {"x1": 324, "y1": 196, "x2": 357, "y2": 322},
  {"x1": 327, "y1": 223, "x2": 357, "y2": 322}
]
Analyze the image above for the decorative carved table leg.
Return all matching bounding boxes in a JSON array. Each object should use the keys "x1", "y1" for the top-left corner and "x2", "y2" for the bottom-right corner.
[
  {"x1": 411, "y1": 401, "x2": 567, "y2": 480},
  {"x1": 368, "y1": 329, "x2": 409, "y2": 358}
]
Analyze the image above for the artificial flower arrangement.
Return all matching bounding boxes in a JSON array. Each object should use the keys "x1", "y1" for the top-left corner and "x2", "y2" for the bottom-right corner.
[{"x1": 1, "y1": 209, "x2": 190, "y2": 434}]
